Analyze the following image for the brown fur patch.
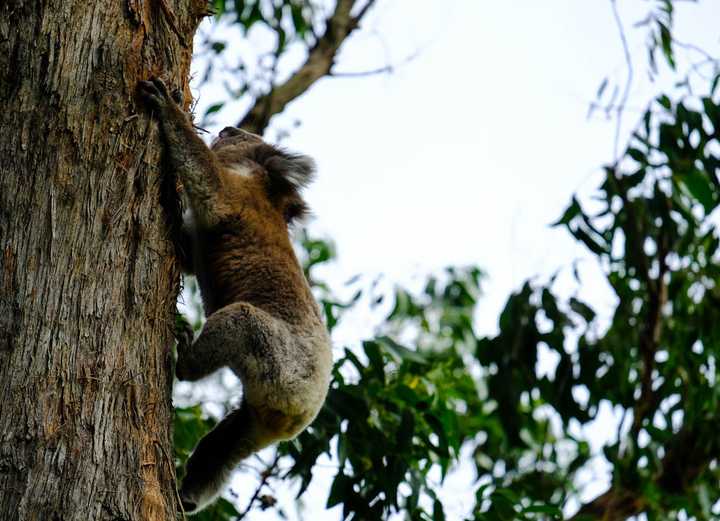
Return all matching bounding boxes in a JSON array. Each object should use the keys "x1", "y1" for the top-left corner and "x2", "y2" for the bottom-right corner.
[
  {"x1": 253, "y1": 404, "x2": 309, "y2": 440},
  {"x1": 195, "y1": 152, "x2": 320, "y2": 324}
]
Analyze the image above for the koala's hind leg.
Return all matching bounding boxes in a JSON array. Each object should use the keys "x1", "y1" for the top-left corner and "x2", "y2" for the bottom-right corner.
[
  {"x1": 175, "y1": 301, "x2": 291, "y2": 382},
  {"x1": 176, "y1": 302, "x2": 302, "y2": 513},
  {"x1": 179, "y1": 401, "x2": 264, "y2": 514}
]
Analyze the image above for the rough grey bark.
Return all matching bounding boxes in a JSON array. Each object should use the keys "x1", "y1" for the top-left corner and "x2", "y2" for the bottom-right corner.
[{"x1": 0, "y1": 0, "x2": 206, "y2": 519}]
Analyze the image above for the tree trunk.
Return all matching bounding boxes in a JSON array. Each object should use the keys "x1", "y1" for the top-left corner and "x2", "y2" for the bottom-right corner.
[{"x1": 0, "y1": 0, "x2": 205, "y2": 519}]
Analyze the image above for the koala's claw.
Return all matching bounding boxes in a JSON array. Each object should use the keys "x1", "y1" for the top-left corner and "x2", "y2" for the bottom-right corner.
[
  {"x1": 171, "y1": 87, "x2": 184, "y2": 105},
  {"x1": 138, "y1": 77, "x2": 174, "y2": 110}
]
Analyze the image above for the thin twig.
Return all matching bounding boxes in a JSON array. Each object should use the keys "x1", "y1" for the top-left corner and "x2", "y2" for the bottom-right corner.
[
  {"x1": 351, "y1": 0, "x2": 377, "y2": 24},
  {"x1": 631, "y1": 204, "x2": 669, "y2": 437},
  {"x1": 236, "y1": 452, "x2": 281, "y2": 519},
  {"x1": 672, "y1": 36, "x2": 718, "y2": 63},
  {"x1": 330, "y1": 49, "x2": 421, "y2": 78},
  {"x1": 610, "y1": 0, "x2": 634, "y2": 164}
]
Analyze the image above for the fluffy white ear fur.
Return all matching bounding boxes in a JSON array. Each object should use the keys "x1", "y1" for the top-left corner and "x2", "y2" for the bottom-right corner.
[
  {"x1": 253, "y1": 146, "x2": 316, "y2": 224},
  {"x1": 264, "y1": 152, "x2": 316, "y2": 188}
]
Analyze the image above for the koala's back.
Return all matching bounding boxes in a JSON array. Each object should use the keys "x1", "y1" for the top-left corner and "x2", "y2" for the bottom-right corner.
[
  {"x1": 190, "y1": 167, "x2": 320, "y2": 324},
  {"x1": 192, "y1": 164, "x2": 331, "y2": 404},
  {"x1": 196, "y1": 234, "x2": 318, "y2": 325},
  {"x1": 239, "y1": 313, "x2": 332, "y2": 430}
]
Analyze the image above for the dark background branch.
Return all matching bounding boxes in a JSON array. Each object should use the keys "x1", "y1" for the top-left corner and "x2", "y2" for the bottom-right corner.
[{"x1": 239, "y1": 0, "x2": 377, "y2": 134}]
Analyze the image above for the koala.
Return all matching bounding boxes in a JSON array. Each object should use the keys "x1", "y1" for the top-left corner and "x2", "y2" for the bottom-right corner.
[{"x1": 138, "y1": 78, "x2": 333, "y2": 515}]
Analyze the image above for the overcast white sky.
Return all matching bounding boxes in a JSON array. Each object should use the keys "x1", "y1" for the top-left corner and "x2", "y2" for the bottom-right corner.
[
  {"x1": 188, "y1": 1, "x2": 720, "y2": 519},
  {"x1": 194, "y1": 0, "x2": 720, "y2": 335}
]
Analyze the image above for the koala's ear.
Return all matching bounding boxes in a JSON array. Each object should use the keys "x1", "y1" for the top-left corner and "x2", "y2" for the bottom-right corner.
[
  {"x1": 251, "y1": 144, "x2": 316, "y2": 224},
  {"x1": 261, "y1": 147, "x2": 315, "y2": 188},
  {"x1": 251, "y1": 144, "x2": 315, "y2": 190}
]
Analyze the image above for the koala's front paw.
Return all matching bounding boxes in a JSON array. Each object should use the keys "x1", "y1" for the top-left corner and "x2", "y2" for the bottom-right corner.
[{"x1": 137, "y1": 77, "x2": 176, "y2": 111}]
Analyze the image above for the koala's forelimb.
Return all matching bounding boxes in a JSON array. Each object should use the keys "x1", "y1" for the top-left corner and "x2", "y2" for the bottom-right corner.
[
  {"x1": 138, "y1": 79, "x2": 224, "y2": 228},
  {"x1": 138, "y1": 77, "x2": 332, "y2": 516}
]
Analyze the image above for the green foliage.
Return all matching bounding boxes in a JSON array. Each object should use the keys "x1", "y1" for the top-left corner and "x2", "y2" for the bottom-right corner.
[
  {"x1": 639, "y1": 0, "x2": 677, "y2": 75},
  {"x1": 284, "y1": 269, "x2": 487, "y2": 520},
  {"x1": 549, "y1": 80, "x2": 720, "y2": 518},
  {"x1": 174, "y1": 406, "x2": 217, "y2": 478},
  {"x1": 195, "y1": 0, "x2": 319, "y2": 125},
  {"x1": 211, "y1": 0, "x2": 315, "y2": 45}
]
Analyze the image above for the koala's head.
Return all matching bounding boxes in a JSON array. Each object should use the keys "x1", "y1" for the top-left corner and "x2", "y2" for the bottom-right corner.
[
  {"x1": 213, "y1": 126, "x2": 316, "y2": 225},
  {"x1": 211, "y1": 126, "x2": 264, "y2": 151}
]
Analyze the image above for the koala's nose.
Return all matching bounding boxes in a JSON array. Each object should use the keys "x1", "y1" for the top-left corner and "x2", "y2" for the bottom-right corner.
[{"x1": 219, "y1": 126, "x2": 243, "y2": 138}]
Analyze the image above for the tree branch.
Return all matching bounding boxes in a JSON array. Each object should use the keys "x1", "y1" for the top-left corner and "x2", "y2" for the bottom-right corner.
[
  {"x1": 351, "y1": 0, "x2": 377, "y2": 23},
  {"x1": 239, "y1": 0, "x2": 376, "y2": 134},
  {"x1": 568, "y1": 420, "x2": 720, "y2": 520},
  {"x1": 568, "y1": 489, "x2": 645, "y2": 521},
  {"x1": 631, "y1": 193, "x2": 672, "y2": 437},
  {"x1": 330, "y1": 49, "x2": 421, "y2": 78}
]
